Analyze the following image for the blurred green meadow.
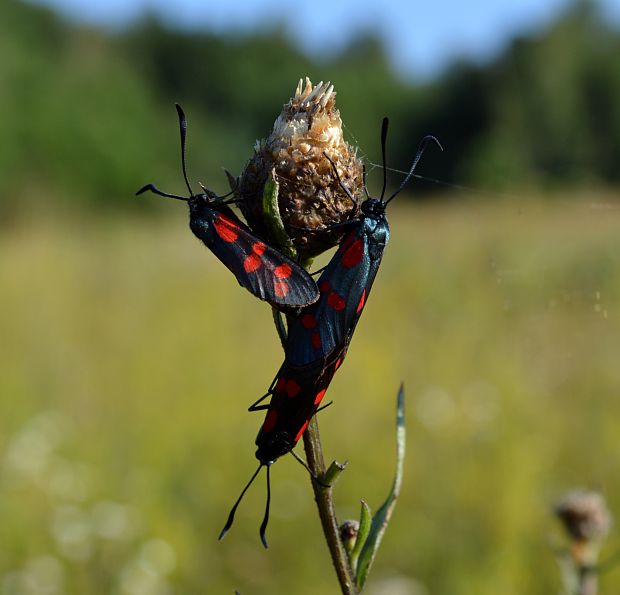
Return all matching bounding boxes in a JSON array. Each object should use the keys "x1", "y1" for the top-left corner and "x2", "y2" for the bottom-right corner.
[
  {"x1": 2, "y1": 0, "x2": 620, "y2": 593},
  {"x1": 2, "y1": 196, "x2": 620, "y2": 594}
]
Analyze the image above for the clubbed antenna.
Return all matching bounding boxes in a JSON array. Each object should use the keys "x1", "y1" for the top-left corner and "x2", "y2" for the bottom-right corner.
[
  {"x1": 175, "y1": 103, "x2": 194, "y2": 197},
  {"x1": 219, "y1": 464, "x2": 263, "y2": 544},
  {"x1": 135, "y1": 183, "x2": 187, "y2": 201},
  {"x1": 384, "y1": 135, "x2": 443, "y2": 205},
  {"x1": 259, "y1": 465, "x2": 272, "y2": 548},
  {"x1": 135, "y1": 104, "x2": 197, "y2": 201}
]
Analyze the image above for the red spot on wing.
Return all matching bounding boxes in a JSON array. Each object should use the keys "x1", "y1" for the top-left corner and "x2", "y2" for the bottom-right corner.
[
  {"x1": 274, "y1": 264, "x2": 292, "y2": 279},
  {"x1": 274, "y1": 280, "x2": 289, "y2": 298},
  {"x1": 335, "y1": 357, "x2": 343, "y2": 370},
  {"x1": 285, "y1": 379, "x2": 300, "y2": 398},
  {"x1": 294, "y1": 419, "x2": 310, "y2": 443},
  {"x1": 275, "y1": 377, "x2": 286, "y2": 393},
  {"x1": 338, "y1": 231, "x2": 356, "y2": 253},
  {"x1": 252, "y1": 242, "x2": 267, "y2": 255},
  {"x1": 314, "y1": 389, "x2": 327, "y2": 405},
  {"x1": 356, "y1": 289, "x2": 366, "y2": 313},
  {"x1": 243, "y1": 253, "x2": 262, "y2": 272},
  {"x1": 262, "y1": 409, "x2": 278, "y2": 433},
  {"x1": 214, "y1": 215, "x2": 239, "y2": 242},
  {"x1": 302, "y1": 314, "x2": 317, "y2": 329},
  {"x1": 311, "y1": 332, "x2": 322, "y2": 349},
  {"x1": 319, "y1": 280, "x2": 331, "y2": 293},
  {"x1": 342, "y1": 239, "x2": 364, "y2": 268},
  {"x1": 327, "y1": 291, "x2": 346, "y2": 311}
]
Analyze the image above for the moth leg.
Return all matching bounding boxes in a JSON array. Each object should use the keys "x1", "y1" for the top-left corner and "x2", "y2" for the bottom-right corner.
[
  {"x1": 248, "y1": 373, "x2": 280, "y2": 412},
  {"x1": 248, "y1": 391, "x2": 272, "y2": 412},
  {"x1": 310, "y1": 264, "x2": 328, "y2": 277},
  {"x1": 315, "y1": 401, "x2": 334, "y2": 414},
  {"x1": 289, "y1": 449, "x2": 330, "y2": 489}
]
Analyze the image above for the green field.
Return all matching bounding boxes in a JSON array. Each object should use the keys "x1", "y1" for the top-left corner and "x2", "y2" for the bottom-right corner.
[{"x1": 1, "y1": 196, "x2": 620, "y2": 594}]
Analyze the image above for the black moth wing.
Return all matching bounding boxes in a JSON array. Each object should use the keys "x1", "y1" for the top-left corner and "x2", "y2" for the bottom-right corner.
[
  {"x1": 205, "y1": 211, "x2": 320, "y2": 308},
  {"x1": 285, "y1": 219, "x2": 387, "y2": 367},
  {"x1": 255, "y1": 347, "x2": 347, "y2": 462}
]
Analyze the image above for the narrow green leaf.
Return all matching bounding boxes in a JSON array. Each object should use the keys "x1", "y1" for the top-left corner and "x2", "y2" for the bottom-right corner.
[
  {"x1": 262, "y1": 170, "x2": 295, "y2": 346},
  {"x1": 349, "y1": 500, "x2": 372, "y2": 575},
  {"x1": 356, "y1": 383, "x2": 406, "y2": 590},
  {"x1": 262, "y1": 168, "x2": 296, "y2": 259}
]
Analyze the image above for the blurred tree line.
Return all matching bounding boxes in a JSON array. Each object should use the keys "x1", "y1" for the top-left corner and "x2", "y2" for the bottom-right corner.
[{"x1": 1, "y1": 0, "x2": 619, "y2": 215}]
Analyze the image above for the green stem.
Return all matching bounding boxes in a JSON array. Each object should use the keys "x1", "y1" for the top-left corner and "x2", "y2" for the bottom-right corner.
[
  {"x1": 302, "y1": 417, "x2": 357, "y2": 595},
  {"x1": 577, "y1": 565, "x2": 597, "y2": 595}
]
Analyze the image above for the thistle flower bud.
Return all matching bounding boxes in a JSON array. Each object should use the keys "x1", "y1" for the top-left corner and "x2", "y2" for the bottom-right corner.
[
  {"x1": 339, "y1": 519, "x2": 360, "y2": 554},
  {"x1": 555, "y1": 490, "x2": 612, "y2": 543},
  {"x1": 238, "y1": 78, "x2": 363, "y2": 259}
]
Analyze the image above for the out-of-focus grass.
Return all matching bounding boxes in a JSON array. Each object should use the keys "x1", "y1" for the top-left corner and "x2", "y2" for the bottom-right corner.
[{"x1": 1, "y1": 196, "x2": 620, "y2": 595}]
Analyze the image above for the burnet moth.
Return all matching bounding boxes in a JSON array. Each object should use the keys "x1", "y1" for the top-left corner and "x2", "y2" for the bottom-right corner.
[
  {"x1": 219, "y1": 118, "x2": 442, "y2": 547},
  {"x1": 136, "y1": 105, "x2": 320, "y2": 309}
]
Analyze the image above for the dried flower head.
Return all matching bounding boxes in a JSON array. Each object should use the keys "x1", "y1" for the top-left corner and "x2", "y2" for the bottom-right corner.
[
  {"x1": 555, "y1": 490, "x2": 613, "y2": 542},
  {"x1": 238, "y1": 78, "x2": 363, "y2": 259}
]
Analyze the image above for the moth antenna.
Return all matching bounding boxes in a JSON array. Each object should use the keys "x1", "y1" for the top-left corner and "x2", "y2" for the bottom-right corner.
[
  {"x1": 200, "y1": 183, "x2": 239, "y2": 206},
  {"x1": 362, "y1": 165, "x2": 370, "y2": 200},
  {"x1": 380, "y1": 117, "x2": 389, "y2": 200},
  {"x1": 175, "y1": 103, "x2": 194, "y2": 197},
  {"x1": 199, "y1": 181, "x2": 236, "y2": 201},
  {"x1": 219, "y1": 198, "x2": 242, "y2": 206},
  {"x1": 219, "y1": 464, "x2": 263, "y2": 542},
  {"x1": 259, "y1": 464, "x2": 272, "y2": 549},
  {"x1": 324, "y1": 152, "x2": 357, "y2": 204},
  {"x1": 384, "y1": 135, "x2": 443, "y2": 205},
  {"x1": 135, "y1": 183, "x2": 187, "y2": 201}
]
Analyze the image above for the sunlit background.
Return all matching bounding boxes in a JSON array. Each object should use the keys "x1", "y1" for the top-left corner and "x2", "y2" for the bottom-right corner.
[{"x1": 1, "y1": 0, "x2": 620, "y2": 593}]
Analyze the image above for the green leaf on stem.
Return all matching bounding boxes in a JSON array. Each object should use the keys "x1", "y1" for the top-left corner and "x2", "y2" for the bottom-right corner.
[
  {"x1": 349, "y1": 499, "x2": 372, "y2": 575},
  {"x1": 262, "y1": 168, "x2": 296, "y2": 259},
  {"x1": 262, "y1": 168, "x2": 295, "y2": 347},
  {"x1": 355, "y1": 383, "x2": 406, "y2": 590}
]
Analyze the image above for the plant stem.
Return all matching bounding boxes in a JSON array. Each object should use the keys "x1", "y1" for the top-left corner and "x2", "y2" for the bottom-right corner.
[
  {"x1": 303, "y1": 416, "x2": 357, "y2": 595},
  {"x1": 577, "y1": 565, "x2": 597, "y2": 595}
]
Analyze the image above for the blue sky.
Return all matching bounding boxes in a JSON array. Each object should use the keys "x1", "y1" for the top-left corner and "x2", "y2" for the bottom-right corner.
[{"x1": 29, "y1": 0, "x2": 620, "y2": 79}]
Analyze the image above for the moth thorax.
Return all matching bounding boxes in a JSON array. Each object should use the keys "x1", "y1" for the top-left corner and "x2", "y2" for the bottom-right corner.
[{"x1": 361, "y1": 198, "x2": 385, "y2": 217}]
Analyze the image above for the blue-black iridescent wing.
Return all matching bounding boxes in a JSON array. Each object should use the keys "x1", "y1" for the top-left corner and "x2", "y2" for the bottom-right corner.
[
  {"x1": 192, "y1": 210, "x2": 320, "y2": 308},
  {"x1": 254, "y1": 346, "x2": 347, "y2": 464},
  {"x1": 285, "y1": 217, "x2": 389, "y2": 367}
]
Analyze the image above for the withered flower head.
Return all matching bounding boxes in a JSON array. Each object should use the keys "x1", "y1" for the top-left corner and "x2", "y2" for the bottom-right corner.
[
  {"x1": 238, "y1": 78, "x2": 363, "y2": 259},
  {"x1": 554, "y1": 490, "x2": 613, "y2": 543}
]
